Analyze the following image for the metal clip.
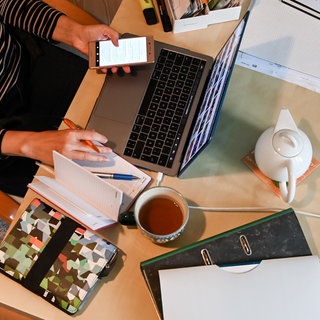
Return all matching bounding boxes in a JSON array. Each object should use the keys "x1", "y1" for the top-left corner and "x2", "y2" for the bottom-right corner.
[
  {"x1": 239, "y1": 235, "x2": 252, "y2": 256},
  {"x1": 201, "y1": 248, "x2": 213, "y2": 265}
]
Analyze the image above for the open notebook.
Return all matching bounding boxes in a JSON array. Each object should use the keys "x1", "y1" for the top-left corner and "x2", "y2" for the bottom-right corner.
[{"x1": 28, "y1": 151, "x2": 151, "y2": 230}]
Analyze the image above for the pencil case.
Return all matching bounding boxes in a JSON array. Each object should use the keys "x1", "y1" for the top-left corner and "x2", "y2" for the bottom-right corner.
[{"x1": 0, "y1": 198, "x2": 118, "y2": 315}]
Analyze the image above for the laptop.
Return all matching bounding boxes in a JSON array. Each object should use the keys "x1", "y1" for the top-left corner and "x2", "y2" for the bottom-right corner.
[{"x1": 87, "y1": 12, "x2": 249, "y2": 177}]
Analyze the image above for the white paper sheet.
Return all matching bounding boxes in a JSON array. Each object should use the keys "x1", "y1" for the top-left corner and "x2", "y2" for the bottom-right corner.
[
  {"x1": 159, "y1": 256, "x2": 320, "y2": 320},
  {"x1": 240, "y1": 0, "x2": 320, "y2": 79}
]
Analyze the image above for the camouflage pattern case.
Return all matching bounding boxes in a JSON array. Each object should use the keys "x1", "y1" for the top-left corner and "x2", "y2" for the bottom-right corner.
[{"x1": 0, "y1": 198, "x2": 118, "y2": 315}]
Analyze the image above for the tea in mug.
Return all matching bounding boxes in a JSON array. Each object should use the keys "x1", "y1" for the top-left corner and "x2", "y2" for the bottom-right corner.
[{"x1": 139, "y1": 197, "x2": 184, "y2": 235}]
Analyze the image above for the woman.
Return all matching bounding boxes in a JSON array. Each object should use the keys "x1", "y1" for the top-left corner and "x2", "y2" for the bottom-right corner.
[{"x1": 0, "y1": 0, "x2": 129, "y2": 196}]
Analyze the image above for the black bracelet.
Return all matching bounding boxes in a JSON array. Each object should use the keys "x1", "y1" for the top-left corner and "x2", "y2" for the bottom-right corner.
[{"x1": 0, "y1": 129, "x2": 8, "y2": 159}]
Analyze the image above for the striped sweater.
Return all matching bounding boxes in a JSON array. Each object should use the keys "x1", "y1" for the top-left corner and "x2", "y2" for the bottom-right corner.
[{"x1": 0, "y1": 0, "x2": 63, "y2": 100}]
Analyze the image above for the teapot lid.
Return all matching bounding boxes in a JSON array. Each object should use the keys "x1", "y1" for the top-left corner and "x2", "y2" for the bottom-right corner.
[{"x1": 272, "y1": 129, "x2": 303, "y2": 158}]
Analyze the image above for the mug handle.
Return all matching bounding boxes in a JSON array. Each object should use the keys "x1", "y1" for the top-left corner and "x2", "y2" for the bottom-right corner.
[{"x1": 279, "y1": 160, "x2": 296, "y2": 203}]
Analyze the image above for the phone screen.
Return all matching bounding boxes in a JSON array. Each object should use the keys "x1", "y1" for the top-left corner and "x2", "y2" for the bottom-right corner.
[{"x1": 96, "y1": 37, "x2": 149, "y2": 67}]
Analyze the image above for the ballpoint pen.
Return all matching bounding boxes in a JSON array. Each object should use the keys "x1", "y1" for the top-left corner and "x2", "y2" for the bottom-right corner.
[
  {"x1": 63, "y1": 118, "x2": 100, "y2": 153},
  {"x1": 92, "y1": 172, "x2": 140, "y2": 181}
]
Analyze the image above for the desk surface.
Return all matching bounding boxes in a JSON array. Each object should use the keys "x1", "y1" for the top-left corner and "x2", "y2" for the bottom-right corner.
[{"x1": 1, "y1": 0, "x2": 320, "y2": 319}]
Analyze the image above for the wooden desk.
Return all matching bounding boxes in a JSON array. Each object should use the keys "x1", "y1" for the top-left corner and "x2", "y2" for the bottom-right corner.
[{"x1": 1, "y1": 0, "x2": 320, "y2": 319}]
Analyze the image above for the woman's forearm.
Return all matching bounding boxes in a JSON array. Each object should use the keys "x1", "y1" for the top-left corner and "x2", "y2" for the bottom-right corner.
[
  {"x1": 0, "y1": 130, "x2": 112, "y2": 164},
  {"x1": 51, "y1": 15, "x2": 84, "y2": 50},
  {"x1": 51, "y1": 15, "x2": 120, "y2": 56}
]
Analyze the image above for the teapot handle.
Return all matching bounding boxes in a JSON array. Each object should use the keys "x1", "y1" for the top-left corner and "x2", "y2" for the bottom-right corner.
[{"x1": 279, "y1": 160, "x2": 296, "y2": 203}]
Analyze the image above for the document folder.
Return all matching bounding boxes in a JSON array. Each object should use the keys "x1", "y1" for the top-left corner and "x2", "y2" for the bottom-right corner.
[{"x1": 140, "y1": 208, "x2": 311, "y2": 319}]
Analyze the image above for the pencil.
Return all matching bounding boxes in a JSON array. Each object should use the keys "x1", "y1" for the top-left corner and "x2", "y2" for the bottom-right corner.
[{"x1": 63, "y1": 118, "x2": 100, "y2": 153}]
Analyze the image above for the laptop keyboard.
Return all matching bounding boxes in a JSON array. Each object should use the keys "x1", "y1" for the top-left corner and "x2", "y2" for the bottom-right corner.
[{"x1": 124, "y1": 48, "x2": 206, "y2": 168}]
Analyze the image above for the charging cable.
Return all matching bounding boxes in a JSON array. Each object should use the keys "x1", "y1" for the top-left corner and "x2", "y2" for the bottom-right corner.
[
  {"x1": 155, "y1": 172, "x2": 320, "y2": 219},
  {"x1": 188, "y1": 205, "x2": 320, "y2": 219},
  {"x1": 156, "y1": 172, "x2": 164, "y2": 186}
]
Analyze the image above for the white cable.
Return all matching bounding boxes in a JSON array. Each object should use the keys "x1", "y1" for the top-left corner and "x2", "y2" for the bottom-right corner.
[
  {"x1": 157, "y1": 177, "x2": 320, "y2": 218},
  {"x1": 188, "y1": 206, "x2": 281, "y2": 212},
  {"x1": 292, "y1": 209, "x2": 320, "y2": 218},
  {"x1": 188, "y1": 205, "x2": 320, "y2": 218},
  {"x1": 156, "y1": 172, "x2": 164, "y2": 186}
]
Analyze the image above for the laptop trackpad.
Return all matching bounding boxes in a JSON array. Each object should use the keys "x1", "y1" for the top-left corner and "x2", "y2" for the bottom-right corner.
[{"x1": 93, "y1": 66, "x2": 153, "y2": 125}]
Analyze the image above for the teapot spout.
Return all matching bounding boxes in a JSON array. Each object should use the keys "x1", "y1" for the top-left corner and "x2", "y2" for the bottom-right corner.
[{"x1": 274, "y1": 108, "x2": 299, "y2": 133}]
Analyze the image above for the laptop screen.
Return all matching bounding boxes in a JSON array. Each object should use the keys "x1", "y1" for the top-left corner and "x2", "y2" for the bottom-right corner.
[{"x1": 179, "y1": 15, "x2": 248, "y2": 173}]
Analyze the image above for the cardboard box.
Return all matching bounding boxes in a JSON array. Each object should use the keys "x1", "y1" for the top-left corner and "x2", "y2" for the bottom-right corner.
[{"x1": 165, "y1": 0, "x2": 242, "y2": 33}]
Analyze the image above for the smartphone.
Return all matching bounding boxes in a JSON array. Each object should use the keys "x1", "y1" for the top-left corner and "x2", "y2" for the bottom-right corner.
[{"x1": 89, "y1": 36, "x2": 155, "y2": 69}]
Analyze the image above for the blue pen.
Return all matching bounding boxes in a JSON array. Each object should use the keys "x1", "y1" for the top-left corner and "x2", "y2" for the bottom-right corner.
[{"x1": 92, "y1": 172, "x2": 139, "y2": 180}]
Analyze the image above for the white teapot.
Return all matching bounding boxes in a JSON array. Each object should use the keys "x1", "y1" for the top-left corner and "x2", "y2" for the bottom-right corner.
[{"x1": 254, "y1": 108, "x2": 313, "y2": 203}]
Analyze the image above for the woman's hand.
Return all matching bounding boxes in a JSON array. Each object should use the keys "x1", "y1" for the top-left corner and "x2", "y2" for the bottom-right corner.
[
  {"x1": 2, "y1": 129, "x2": 112, "y2": 165},
  {"x1": 53, "y1": 16, "x2": 130, "y2": 74}
]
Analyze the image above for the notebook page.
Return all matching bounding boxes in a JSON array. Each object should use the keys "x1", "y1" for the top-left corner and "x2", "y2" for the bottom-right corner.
[
  {"x1": 53, "y1": 152, "x2": 122, "y2": 219},
  {"x1": 75, "y1": 151, "x2": 151, "y2": 211},
  {"x1": 29, "y1": 178, "x2": 114, "y2": 230}
]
